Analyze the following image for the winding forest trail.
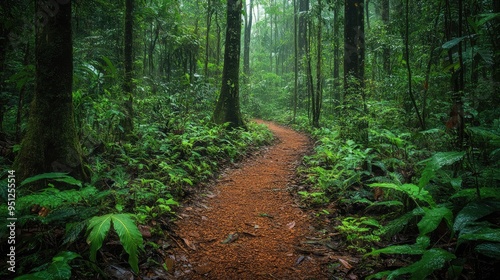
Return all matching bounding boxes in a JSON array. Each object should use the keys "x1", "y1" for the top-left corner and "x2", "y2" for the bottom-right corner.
[{"x1": 169, "y1": 121, "x2": 326, "y2": 279}]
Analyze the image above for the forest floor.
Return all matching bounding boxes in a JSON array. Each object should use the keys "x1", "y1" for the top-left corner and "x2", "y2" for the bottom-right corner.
[{"x1": 166, "y1": 121, "x2": 329, "y2": 279}]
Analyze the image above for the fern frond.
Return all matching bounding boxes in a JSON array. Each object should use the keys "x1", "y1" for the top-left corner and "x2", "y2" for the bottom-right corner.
[
  {"x1": 87, "y1": 214, "x2": 112, "y2": 262},
  {"x1": 20, "y1": 172, "x2": 82, "y2": 187},
  {"x1": 14, "y1": 251, "x2": 80, "y2": 280},
  {"x1": 110, "y1": 214, "x2": 143, "y2": 273},
  {"x1": 86, "y1": 213, "x2": 143, "y2": 273}
]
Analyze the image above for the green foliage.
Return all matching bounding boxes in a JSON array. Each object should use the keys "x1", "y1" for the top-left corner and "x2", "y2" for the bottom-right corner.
[
  {"x1": 367, "y1": 248, "x2": 456, "y2": 280},
  {"x1": 336, "y1": 217, "x2": 382, "y2": 253},
  {"x1": 86, "y1": 213, "x2": 143, "y2": 273},
  {"x1": 14, "y1": 251, "x2": 80, "y2": 280}
]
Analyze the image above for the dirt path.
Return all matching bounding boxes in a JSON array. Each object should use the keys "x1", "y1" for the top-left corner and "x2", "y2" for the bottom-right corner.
[{"x1": 169, "y1": 121, "x2": 326, "y2": 279}]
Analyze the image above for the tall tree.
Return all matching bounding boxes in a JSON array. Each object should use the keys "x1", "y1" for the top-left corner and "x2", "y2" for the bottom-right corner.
[
  {"x1": 243, "y1": 0, "x2": 253, "y2": 103},
  {"x1": 343, "y1": 0, "x2": 367, "y2": 143},
  {"x1": 213, "y1": 0, "x2": 245, "y2": 128},
  {"x1": 344, "y1": 0, "x2": 364, "y2": 90},
  {"x1": 14, "y1": 0, "x2": 86, "y2": 184},
  {"x1": 403, "y1": 0, "x2": 424, "y2": 130},
  {"x1": 381, "y1": 0, "x2": 390, "y2": 74},
  {"x1": 311, "y1": 0, "x2": 323, "y2": 127},
  {"x1": 293, "y1": 0, "x2": 299, "y2": 122},
  {"x1": 122, "y1": 0, "x2": 134, "y2": 138}
]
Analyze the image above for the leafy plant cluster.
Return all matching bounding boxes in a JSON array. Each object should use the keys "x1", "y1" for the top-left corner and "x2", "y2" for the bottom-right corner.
[
  {"x1": 0, "y1": 115, "x2": 273, "y2": 279},
  {"x1": 296, "y1": 100, "x2": 500, "y2": 278}
]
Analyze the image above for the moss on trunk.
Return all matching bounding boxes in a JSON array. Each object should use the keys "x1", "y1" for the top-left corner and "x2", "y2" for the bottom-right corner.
[
  {"x1": 213, "y1": 0, "x2": 245, "y2": 129},
  {"x1": 14, "y1": 0, "x2": 86, "y2": 187}
]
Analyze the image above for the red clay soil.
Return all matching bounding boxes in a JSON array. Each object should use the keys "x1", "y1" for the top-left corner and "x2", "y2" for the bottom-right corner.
[{"x1": 169, "y1": 121, "x2": 327, "y2": 279}]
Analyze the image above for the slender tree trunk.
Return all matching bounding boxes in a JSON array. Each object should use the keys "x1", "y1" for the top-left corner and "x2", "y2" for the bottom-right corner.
[
  {"x1": 381, "y1": 0, "x2": 390, "y2": 74},
  {"x1": 422, "y1": 2, "x2": 442, "y2": 129},
  {"x1": 204, "y1": 0, "x2": 213, "y2": 80},
  {"x1": 15, "y1": 0, "x2": 86, "y2": 185},
  {"x1": 243, "y1": 0, "x2": 253, "y2": 104},
  {"x1": 332, "y1": 0, "x2": 340, "y2": 105},
  {"x1": 312, "y1": 0, "x2": 323, "y2": 128},
  {"x1": 213, "y1": 0, "x2": 245, "y2": 128},
  {"x1": 404, "y1": 0, "x2": 425, "y2": 130},
  {"x1": 293, "y1": 0, "x2": 298, "y2": 122},
  {"x1": 365, "y1": 0, "x2": 370, "y2": 29},
  {"x1": 122, "y1": 0, "x2": 134, "y2": 138}
]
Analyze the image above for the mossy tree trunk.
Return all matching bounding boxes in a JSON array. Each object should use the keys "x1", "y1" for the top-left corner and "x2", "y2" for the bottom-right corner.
[
  {"x1": 213, "y1": 0, "x2": 245, "y2": 129},
  {"x1": 14, "y1": 0, "x2": 86, "y2": 186}
]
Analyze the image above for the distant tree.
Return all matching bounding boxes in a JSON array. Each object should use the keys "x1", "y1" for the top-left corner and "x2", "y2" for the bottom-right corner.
[
  {"x1": 14, "y1": 0, "x2": 86, "y2": 185},
  {"x1": 242, "y1": 0, "x2": 253, "y2": 105},
  {"x1": 381, "y1": 0, "x2": 390, "y2": 74},
  {"x1": 213, "y1": 0, "x2": 245, "y2": 128},
  {"x1": 121, "y1": 0, "x2": 134, "y2": 138}
]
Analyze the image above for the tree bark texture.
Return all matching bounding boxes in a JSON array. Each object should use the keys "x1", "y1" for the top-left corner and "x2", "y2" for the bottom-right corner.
[
  {"x1": 14, "y1": 0, "x2": 86, "y2": 185},
  {"x1": 213, "y1": 0, "x2": 245, "y2": 128},
  {"x1": 344, "y1": 0, "x2": 365, "y2": 90}
]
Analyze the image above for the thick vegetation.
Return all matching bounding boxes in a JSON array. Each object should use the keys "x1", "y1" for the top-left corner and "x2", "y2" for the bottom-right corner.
[{"x1": 0, "y1": 0, "x2": 499, "y2": 279}]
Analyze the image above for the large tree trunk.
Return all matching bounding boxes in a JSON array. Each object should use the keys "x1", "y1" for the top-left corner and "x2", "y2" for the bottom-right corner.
[
  {"x1": 213, "y1": 0, "x2": 245, "y2": 129},
  {"x1": 344, "y1": 0, "x2": 365, "y2": 90},
  {"x1": 122, "y1": 0, "x2": 134, "y2": 139},
  {"x1": 14, "y1": 0, "x2": 86, "y2": 185},
  {"x1": 343, "y1": 0, "x2": 367, "y2": 143}
]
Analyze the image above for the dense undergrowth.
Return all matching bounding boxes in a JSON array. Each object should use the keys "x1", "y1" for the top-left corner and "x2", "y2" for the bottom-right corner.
[
  {"x1": 0, "y1": 106, "x2": 273, "y2": 278},
  {"x1": 285, "y1": 99, "x2": 500, "y2": 279}
]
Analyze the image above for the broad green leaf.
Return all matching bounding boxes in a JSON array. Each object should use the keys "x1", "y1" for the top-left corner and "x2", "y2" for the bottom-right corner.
[
  {"x1": 418, "y1": 151, "x2": 465, "y2": 189},
  {"x1": 475, "y1": 243, "x2": 500, "y2": 259},
  {"x1": 86, "y1": 214, "x2": 112, "y2": 262},
  {"x1": 451, "y1": 188, "x2": 500, "y2": 200},
  {"x1": 418, "y1": 206, "x2": 453, "y2": 236},
  {"x1": 365, "y1": 236, "x2": 430, "y2": 257},
  {"x1": 453, "y1": 200, "x2": 500, "y2": 232},
  {"x1": 442, "y1": 36, "x2": 471, "y2": 49},
  {"x1": 157, "y1": 198, "x2": 179, "y2": 206},
  {"x1": 21, "y1": 172, "x2": 82, "y2": 187},
  {"x1": 14, "y1": 251, "x2": 80, "y2": 280},
  {"x1": 458, "y1": 226, "x2": 500, "y2": 245},
  {"x1": 368, "y1": 248, "x2": 455, "y2": 280},
  {"x1": 369, "y1": 183, "x2": 434, "y2": 206},
  {"x1": 110, "y1": 214, "x2": 143, "y2": 273},
  {"x1": 366, "y1": 200, "x2": 404, "y2": 210}
]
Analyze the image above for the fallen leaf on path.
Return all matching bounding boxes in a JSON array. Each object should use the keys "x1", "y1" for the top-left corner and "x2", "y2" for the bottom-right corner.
[
  {"x1": 339, "y1": 258, "x2": 353, "y2": 270},
  {"x1": 259, "y1": 213, "x2": 274, "y2": 218},
  {"x1": 221, "y1": 232, "x2": 239, "y2": 244},
  {"x1": 164, "y1": 258, "x2": 175, "y2": 272},
  {"x1": 194, "y1": 265, "x2": 212, "y2": 275},
  {"x1": 138, "y1": 225, "x2": 152, "y2": 238},
  {"x1": 295, "y1": 255, "x2": 305, "y2": 266},
  {"x1": 347, "y1": 273, "x2": 358, "y2": 280},
  {"x1": 242, "y1": 231, "x2": 257, "y2": 237},
  {"x1": 182, "y1": 238, "x2": 196, "y2": 250},
  {"x1": 287, "y1": 221, "x2": 296, "y2": 229}
]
